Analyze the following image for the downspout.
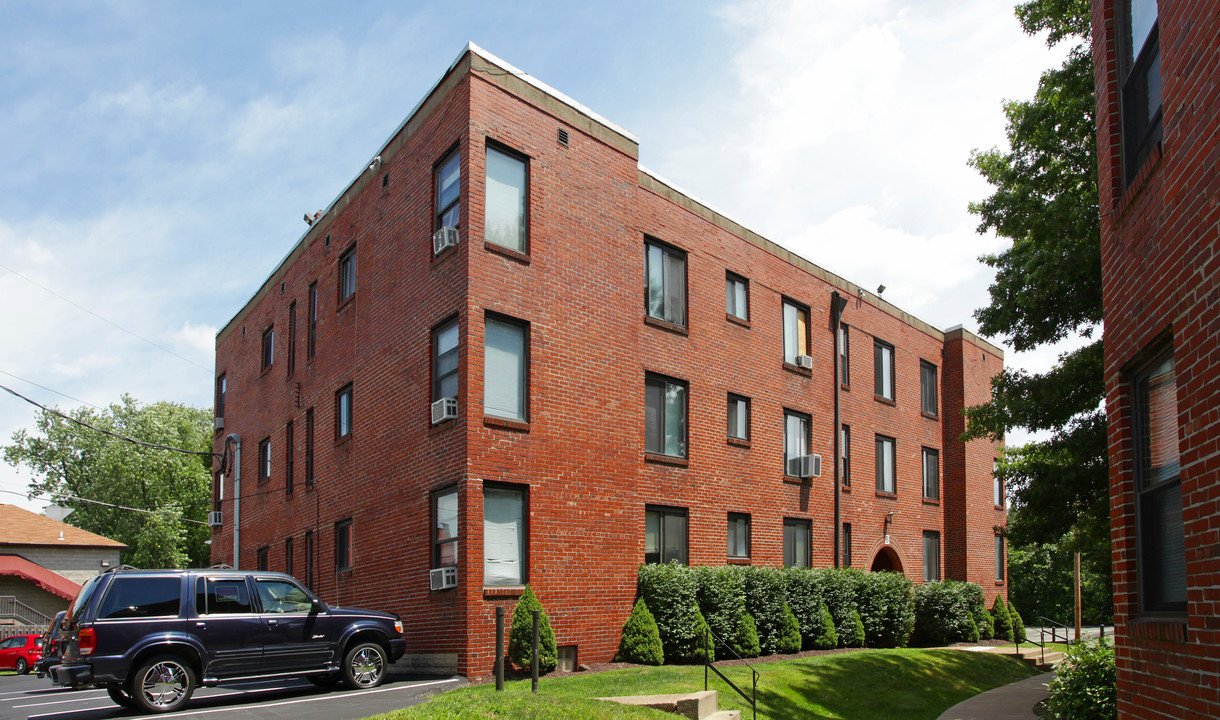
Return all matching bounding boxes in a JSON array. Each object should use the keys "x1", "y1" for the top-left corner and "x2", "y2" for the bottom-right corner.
[
  {"x1": 228, "y1": 433, "x2": 242, "y2": 569},
  {"x1": 830, "y1": 292, "x2": 849, "y2": 568}
]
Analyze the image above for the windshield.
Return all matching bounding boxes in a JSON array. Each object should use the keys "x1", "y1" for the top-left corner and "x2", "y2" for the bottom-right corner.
[{"x1": 66, "y1": 575, "x2": 103, "y2": 622}]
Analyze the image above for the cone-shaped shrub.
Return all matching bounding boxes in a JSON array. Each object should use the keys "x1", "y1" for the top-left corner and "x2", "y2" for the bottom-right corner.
[
  {"x1": 734, "y1": 612, "x2": 761, "y2": 658},
  {"x1": 841, "y1": 609, "x2": 866, "y2": 648},
  {"x1": 615, "y1": 598, "x2": 664, "y2": 665},
  {"x1": 809, "y1": 601, "x2": 839, "y2": 650},
  {"x1": 778, "y1": 603, "x2": 802, "y2": 654},
  {"x1": 1010, "y1": 601, "x2": 1027, "y2": 643},
  {"x1": 991, "y1": 596, "x2": 1014, "y2": 642},
  {"x1": 980, "y1": 609, "x2": 994, "y2": 641},
  {"x1": 690, "y1": 606, "x2": 713, "y2": 664},
  {"x1": 962, "y1": 582, "x2": 992, "y2": 641},
  {"x1": 639, "y1": 562, "x2": 707, "y2": 663},
  {"x1": 694, "y1": 566, "x2": 755, "y2": 659},
  {"x1": 508, "y1": 585, "x2": 557, "y2": 673}
]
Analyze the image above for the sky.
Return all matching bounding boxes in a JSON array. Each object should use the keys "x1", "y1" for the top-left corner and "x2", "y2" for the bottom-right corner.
[{"x1": 0, "y1": 0, "x2": 1073, "y2": 513}]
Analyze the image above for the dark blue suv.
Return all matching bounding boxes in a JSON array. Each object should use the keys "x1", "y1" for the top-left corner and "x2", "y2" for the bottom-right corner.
[{"x1": 50, "y1": 567, "x2": 406, "y2": 713}]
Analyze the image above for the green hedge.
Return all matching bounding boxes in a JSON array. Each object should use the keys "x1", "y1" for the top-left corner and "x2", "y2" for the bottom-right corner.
[
  {"x1": 914, "y1": 581, "x2": 982, "y2": 645},
  {"x1": 693, "y1": 566, "x2": 758, "y2": 658},
  {"x1": 856, "y1": 571, "x2": 915, "y2": 648},
  {"x1": 742, "y1": 566, "x2": 790, "y2": 655},
  {"x1": 638, "y1": 562, "x2": 711, "y2": 663},
  {"x1": 816, "y1": 567, "x2": 866, "y2": 647},
  {"x1": 1044, "y1": 640, "x2": 1117, "y2": 720}
]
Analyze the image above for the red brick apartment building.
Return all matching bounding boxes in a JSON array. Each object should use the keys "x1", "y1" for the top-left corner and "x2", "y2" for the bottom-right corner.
[
  {"x1": 1091, "y1": 0, "x2": 1220, "y2": 717},
  {"x1": 211, "y1": 44, "x2": 1006, "y2": 676}
]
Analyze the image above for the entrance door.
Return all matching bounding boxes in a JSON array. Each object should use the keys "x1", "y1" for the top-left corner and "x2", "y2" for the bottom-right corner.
[{"x1": 870, "y1": 547, "x2": 902, "y2": 573}]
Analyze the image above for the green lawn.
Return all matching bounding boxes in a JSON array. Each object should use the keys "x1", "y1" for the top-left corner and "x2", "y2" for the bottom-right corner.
[{"x1": 369, "y1": 648, "x2": 1041, "y2": 720}]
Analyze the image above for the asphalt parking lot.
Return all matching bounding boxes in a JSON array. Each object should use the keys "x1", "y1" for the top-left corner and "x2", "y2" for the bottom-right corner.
[{"x1": 0, "y1": 672, "x2": 465, "y2": 720}]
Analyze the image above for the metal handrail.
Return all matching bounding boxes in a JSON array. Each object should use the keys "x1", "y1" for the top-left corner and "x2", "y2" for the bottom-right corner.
[
  {"x1": 0, "y1": 596, "x2": 53, "y2": 628},
  {"x1": 703, "y1": 625, "x2": 760, "y2": 720}
]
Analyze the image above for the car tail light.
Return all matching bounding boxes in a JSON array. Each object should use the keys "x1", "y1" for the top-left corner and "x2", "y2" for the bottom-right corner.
[
  {"x1": 78, "y1": 627, "x2": 97, "y2": 656},
  {"x1": 394, "y1": 620, "x2": 403, "y2": 634}
]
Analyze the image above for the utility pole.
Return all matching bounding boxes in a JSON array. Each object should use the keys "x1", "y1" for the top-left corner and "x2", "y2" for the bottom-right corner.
[{"x1": 1073, "y1": 527, "x2": 1082, "y2": 642}]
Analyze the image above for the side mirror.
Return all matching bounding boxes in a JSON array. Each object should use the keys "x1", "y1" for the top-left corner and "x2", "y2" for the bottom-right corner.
[{"x1": 311, "y1": 599, "x2": 326, "y2": 613}]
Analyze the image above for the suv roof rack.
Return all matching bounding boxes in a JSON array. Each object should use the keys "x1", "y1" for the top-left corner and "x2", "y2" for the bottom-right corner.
[
  {"x1": 105, "y1": 564, "x2": 139, "y2": 574},
  {"x1": 208, "y1": 563, "x2": 234, "y2": 570}
]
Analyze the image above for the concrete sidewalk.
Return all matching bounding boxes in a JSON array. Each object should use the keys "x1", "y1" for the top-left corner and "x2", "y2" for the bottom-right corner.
[{"x1": 936, "y1": 671, "x2": 1054, "y2": 720}]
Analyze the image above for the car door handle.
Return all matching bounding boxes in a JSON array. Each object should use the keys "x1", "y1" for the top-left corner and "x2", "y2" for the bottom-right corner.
[
  {"x1": 195, "y1": 622, "x2": 206, "y2": 628},
  {"x1": 267, "y1": 619, "x2": 278, "y2": 626}
]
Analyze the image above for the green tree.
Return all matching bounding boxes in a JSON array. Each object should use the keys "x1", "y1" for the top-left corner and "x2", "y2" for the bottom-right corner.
[
  {"x1": 508, "y1": 585, "x2": 558, "y2": 673},
  {"x1": 4, "y1": 396, "x2": 213, "y2": 567},
  {"x1": 615, "y1": 598, "x2": 663, "y2": 665},
  {"x1": 965, "y1": 0, "x2": 1110, "y2": 609}
]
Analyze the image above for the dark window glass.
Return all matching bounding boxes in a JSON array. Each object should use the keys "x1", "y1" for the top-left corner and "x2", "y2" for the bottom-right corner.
[
  {"x1": 304, "y1": 531, "x2": 314, "y2": 589},
  {"x1": 285, "y1": 421, "x2": 294, "y2": 497},
  {"x1": 485, "y1": 145, "x2": 528, "y2": 253},
  {"x1": 644, "y1": 506, "x2": 688, "y2": 564},
  {"x1": 728, "y1": 513, "x2": 751, "y2": 559},
  {"x1": 216, "y1": 374, "x2": 226, "y2": 419},
  {"x1": 433, "y1": 320, "x2": 459, "y2": 401},
  {"x1": 783, "y1": 518, "x2": 811, "y2": 568},
  {"x1": 305, "y1": 408, "x2": 315, "y2": 486},
  {"x1": 484, "y1": 316, "x2": 527, "y2": 421},
  {"x1": 727, "y1": 394, "x2": 750, "y2": 441},
  {"x1": 308, "y1": 282, "x2": 318, "y2": 359},
  {"x1": 784, "y1": 410, "x2": 811, "y2": 476},
  {"x1": 196, "y1": 577, "x2": 252, "y2": 615},
  {"x1": 262, "y1": 326, "x2": 274, "y2": 370},
  {"x1": 874, "y1": 340, "x2": 894, "y2": 401},
  {"x1": 838, "y1": 324, "x2": 850, "y2": 385},
  {"x1": 1134, "y1": 350, "x2": 1185, "y2": 612},
  {"x1": 922, "y1": 447, "x2": 939, "y2": 501},
  {"x1": 336, "y1": 384, "x2": 353, "y2": 440},
  {"x1": 287, "y1": 301, "x2": 296, "y2": 377},
  {"x1": 285, "y1": 537, "x2": 294, "y2": 577},
  {"x1": 994, "y1": 460, "x2": 1003, "y2": 507},
  {"x1": 484, "y1": 485, "x2": 527, "y2": 586},
  {"x1": 920, "y1": 361, "x2": 938, "y2": 415},
  {"x1": 434, "y1": 489, "x2": 459, "y2": 567},
  {"x1": 923, "y1": 531, "x2": 941, "y2": 582},
  {"x1": 876, "y1": 435, "x2": 896, "y2": 494},
  {"x1": 339, "y1": 247, "x2": 356, "y2": 304},
  {"x1": 258, "y1": 438, "x2": 271, "y2": 483},
  {"x1": 257, "y1": 546, "x2": 269, "y2": 571},
  {"x1": 996, "y1": 534, "x2": 1006, "y2": 582},
  {"x1": 435, "y1": 150, "x2": 461, "y2": 229},
  {"x1": 97, "y1": 577, "x2": 181, "y2": 619},
  {"x1": 842, "y1": 523, "x2": 852, "y2": 567},
  {"x1": 335, "y1": 519, "x2": 352, "y2": 571},
  {"x1": 256, "y1": 579, "x2": 312, "y2": 614},
  {"x1": 782, "y1": 300, "x2": 809, "y2": 364},
  {"x1": 1121, "y1": 0, "x2": 1162, "y2": 183},
  {"x1": 726, "y1": 273, "x2": 748, "y2": 321},
  {"x1": 645, "y1": 374, "x2": 687, "y2": 458},
  {"x1": 645, "y1": 240, "x2": 686, "y2": 327},
  {"x1": 841, "y1": 424, "x2": 851, "y2": 487}
]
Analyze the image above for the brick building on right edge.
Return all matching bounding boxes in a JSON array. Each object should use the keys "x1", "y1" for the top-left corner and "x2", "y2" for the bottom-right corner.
[{"x1": 1090, "y1": 0, "x2": 1219, "y2": 717}]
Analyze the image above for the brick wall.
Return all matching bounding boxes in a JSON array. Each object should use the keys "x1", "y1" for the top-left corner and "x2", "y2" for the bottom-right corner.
[{"x1": 1091, "y1": 0, "x2": 1220, "y2": 717}]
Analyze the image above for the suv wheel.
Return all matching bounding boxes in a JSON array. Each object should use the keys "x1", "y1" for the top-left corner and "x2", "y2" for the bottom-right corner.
[
  {"x1": 15, "y1": 658, "x2": 28, "y2": 675},
  {"x1": 130, "y1": 655, "x2": 196, "y2": 713},
  {"x1": 341, "y1": 642, "x2": 387, "y2": 690},
  {"x1": 107, "y1": 685, "x2": 138, "y2": 709}
]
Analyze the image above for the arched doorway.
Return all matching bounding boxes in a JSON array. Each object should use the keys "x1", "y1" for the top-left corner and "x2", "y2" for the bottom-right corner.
[{"x1": 870, "y1": 546, "x2": 903, "y2": 573}]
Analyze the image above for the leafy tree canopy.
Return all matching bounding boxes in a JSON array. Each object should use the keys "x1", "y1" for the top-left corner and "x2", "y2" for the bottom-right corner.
[{"x1": 4, "y1": 395, "x2": 213, "y2": 568}]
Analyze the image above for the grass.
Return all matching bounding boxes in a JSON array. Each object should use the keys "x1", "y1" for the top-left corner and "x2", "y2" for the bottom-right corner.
[{"x1": 368, "y1": 648, "x2": 1041, "y2": 720}]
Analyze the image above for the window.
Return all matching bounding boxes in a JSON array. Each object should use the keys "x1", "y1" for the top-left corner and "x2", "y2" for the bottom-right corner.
[
  {"x1": 994, "y1": 460, "x2": 1003, "y2": 507},
  {"x1": 645, "y1": 239, "x2": 686, "y2": 327},
  {"x1": 995, "y1": 534, "x2": 1006, "y2": 582},
  {"x1": 922, "y1": 447, "x2": 939, "y2": 501},
  {"x1": 727, "y1": 394, "x2": 750, "y2": 441},
  {"x1": 262, "y1": 325, "x2": 274, "y2": 371},
  {"x1": 876, "y1": 435, "x2": 896, "y2": 494},
  {"x1": 874, "y1": 340, "x2": 894, "y2": 401},
  {"x1": 1120, "y1": 0, "x2": 1162, "y2": 183},
  {"x1": 97, "y1": 577, "x2": 180, "y2": 619},
  {"x1": 726, "y1": 273, "x2": 748, "y2": 321},
  {"x1": 484, "y1": 485, "x2": 526, "y2": 586},
  {"x1": 645, "y1": 374, "x2": 687, "y2": 458},
  {"x1": 257, "y1": 546, "x2": 269, "y2": 572},
  {"x1": 484, "y1": 144, "x2": 527, "y2": 252},
  {"x1": 255, "y1": 579, "x2": 312, "y2": 614},
  {"x1": 1134, "y1": 349, "x2": 1184, "y2": 612},
  {"x1": 727, "y1": 513, "x2": 751, "y2": 559},
  {"x1": 841, "y1": 425, "x2": 851, "y2": 487},
  {"x1": 196, "y1": 577, "x2": 251, "y2": 615},
  {"x1": 334, "y1": 518, "x2": 352, "y2": 572},
  {"x1": 783, "y1": 518, "x2": 811, "y2": 568},
  {"x1": 304, "y1": 531, "x2": 314, "y2": 589},
  {"x1": 305, "y1": 408, "x2": 315, "y2": 487},
  {"x1": 258, "y1": 438, "x2": 271, "y2": 483},
  {"x1": 335, "y1": 384, "x2": 353, "y2": 440},
  {"x1": 434, "y1": 488, "x2": 459, "y2": 567},
  {"x1": 920, "y1": 361, "x2": 938, "y2": 416},
  {"x1": 308, "y1": 282, "x2": 317, "y2": 359},
  {"x1": 784, "y1": 410, "x2": 811, "y2": 477},
  {"x1": 338, "y1": 247, "x2": 356, "y2": 304},
  {"x1": 923, "y1": 531, "x2": 940, "y2": 582},
  {"x1": 285, "y1": 421, "x2": 294, "y2": 496},
  {"x1": 842, "y1": 523, "x2": 852, "y2": 567},
  {"x1": 644, "y1": 506, "x2": 688, "y2": 564},
  {"x1": 285, "y1": 537, "x2": 294, "y2": 576},
  {"x1": 435, "y1": 149, "x2": 461, "y2": 229},
  {"x1": 782, "y1": 300, "x2": 809, "y2": 364},
  {"x1": 215, "y1": 374, "x2": 226, "y2": 420},
  {"x1": 838, "y1": 324, "x2": 850, "y2": 385},
  {"x1": 484, "y1": 316, "x2": 527, "y2": 422},
  {"x1": 287, "y1": 301, "x2": 296, "y2": 377},
  {"x1": 433, "y1": 320, "x2": 459, "y2": 401}
]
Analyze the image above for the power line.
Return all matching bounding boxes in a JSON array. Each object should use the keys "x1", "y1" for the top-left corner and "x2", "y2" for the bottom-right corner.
[
  {"x1": 0, "y1": 488, "x2": 207, "y2": 526},
  {"x1": 0, "y1": 369, "x2": 102, "y2": 410},
  {"x1": 0, "y1": 261, "x2": 212, "y2": 374},
  {"x1": 0, "y1": 382, "x2": 222, "y2": 459}
]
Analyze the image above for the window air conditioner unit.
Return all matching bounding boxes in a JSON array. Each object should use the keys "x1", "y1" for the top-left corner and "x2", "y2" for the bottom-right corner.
[
  {"x1": 789, "y1": 454, "x2": 822, "y2": 479},
  {"x1": 431, "y1": 397, "x2": 458, "y2": 425},
  {"x1": 433, "y1": 226, "x2": 458, "y2": 255},
  {"x1": 429, "y1": 566, "x2": 458, "y2": 591},
  {"x1": 214, "y1": 416, "x2": 224, "y2": 430},
  {"x1": 795, "y1": 354, "x2": 814, "y2": 370},
  {"x1": 208, "y1": 511, "x2": 223, "y2": 528}
]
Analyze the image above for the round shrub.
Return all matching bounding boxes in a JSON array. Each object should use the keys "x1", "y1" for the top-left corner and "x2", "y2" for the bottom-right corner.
[
  {"x1": 778, "y1": 603, "x2": 802, "y2": 654},
  {"x1": 991, "y1": 595, "x2": 1014, "y2": 642},
  {"x1": 638, "y1": 562, "x2": 708, "y2": 663},
  {"x1": 841, "y1": 609, "x2": 866, "y2": 648},
  {"x1": 809, "y1": 601, "x2": 839, "y2": 650},
  {"x1": 1009, "y1": 601, "x2": 1027, "y2": 643},
  {"x1": 979, "y1": 609, "x2": 994, "y2": 641},
  {"x1": 508, "y1": 585, "x2": 557, "y2": 673},
  {"x1": 914, "y1": 581, "x2": 981, "y2": 645},
  {"x1": 856, "y1": 570, "x2": 915, "y2": 648},
  {"x1": 1044, "y1": 640, "x2": 1117, "y2": 720},
  {"x1": 615, "y1": 597, "x2": 663, "y2": 665}
]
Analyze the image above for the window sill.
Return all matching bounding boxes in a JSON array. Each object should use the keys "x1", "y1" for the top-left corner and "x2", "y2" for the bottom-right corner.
[
  {"x1": 727, "y1": 437, "x2": 750, "y2": 448},
  {"x1": 782, "y1": 362, "x2": 813, "y2": 378},
  {"x1": 1116, "y1": 140, "x2": 1163, "y2": 218},
  {"x1": 485, "y1": 241, "x2": 530, "y2": 265},
  {"x1": 922, "y1": 498, "x2": 941, "y2": 506},
  {"x1": 337, "y1": 568, "x2": 354, "y2": 578},
  {"x1": 644, "y1": 316, "x2": 689, "y2": 336},
  {"x1": 783, "y1": 476, "x2": 811, "y2": 485},
  {"x1": 841, "y1": 382, "x2": 850, "y2": 392},
  {"x1": 428, "y1": 418, "x2": 458, "y2": 437},
  {"x1": 334, "y1": 435, "x2": 352, "y2": 448},
  {"x1": 645, "y1": 453, "x2": 689, "y2": 468},
  {"x1": 431, "y1": 238, "x2": 460, "y2": 264},
  {"x1": 995, "y1": 504, "x2": 1006, "y2": 511},
  {"x1": 484, "y1": 415, "x2": 530, "y2": 432},
  {"x1": 841, "y1": 484, "x2": 851, "y2": 493},
  {"x1": 260, "y1": 365, "x2": 274, "y2": 378},
  {"x1": 875, "y1": 396, "x2": 896, "y2": 407},
  {"x1": 483, "y1": 585, "x2": 526, "y2": 598},
  {"x1": 726, "y1": 557, "x2": 752, "y2": 566},
  {"x1": 337, "y1": 295, "x2": 356, "y2": 313},
  {"x1": 726, "y1": 314, "x2": 750, "y2": 328},
  {"x1": 875, "y1": 491, "x2": 897, "y2": 500},
  {"x1": 921, "y1": 411, "x2": 939, "y2": 421},
  {"x1": 1129, "y1": 618, "x2": 1187, "y2": 644}
]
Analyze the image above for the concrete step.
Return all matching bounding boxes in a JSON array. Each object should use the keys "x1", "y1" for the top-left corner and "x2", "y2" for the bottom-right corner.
[
  {"x1": 595, "y1": 689, "x2": 721, "y2": 719},
  {"x1": 707, "y1": 711, "x2": 741, "y2": 720}
]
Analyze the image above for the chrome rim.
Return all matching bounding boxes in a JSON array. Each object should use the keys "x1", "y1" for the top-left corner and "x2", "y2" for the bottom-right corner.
[
  {"x1": 349, "y1": 647, "x2": 384, "y2": 687},
  {"x1": 140, "y1": 660, "x2": 189, "y2": 708},
  {"x1": 16, "y1": 658, "x2": 26, "y2": 673}
]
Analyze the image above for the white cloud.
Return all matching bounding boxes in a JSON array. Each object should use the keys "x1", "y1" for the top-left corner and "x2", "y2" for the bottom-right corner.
[{"x1": 170, "y1": 321, "x2": 218, "y2": 356}]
